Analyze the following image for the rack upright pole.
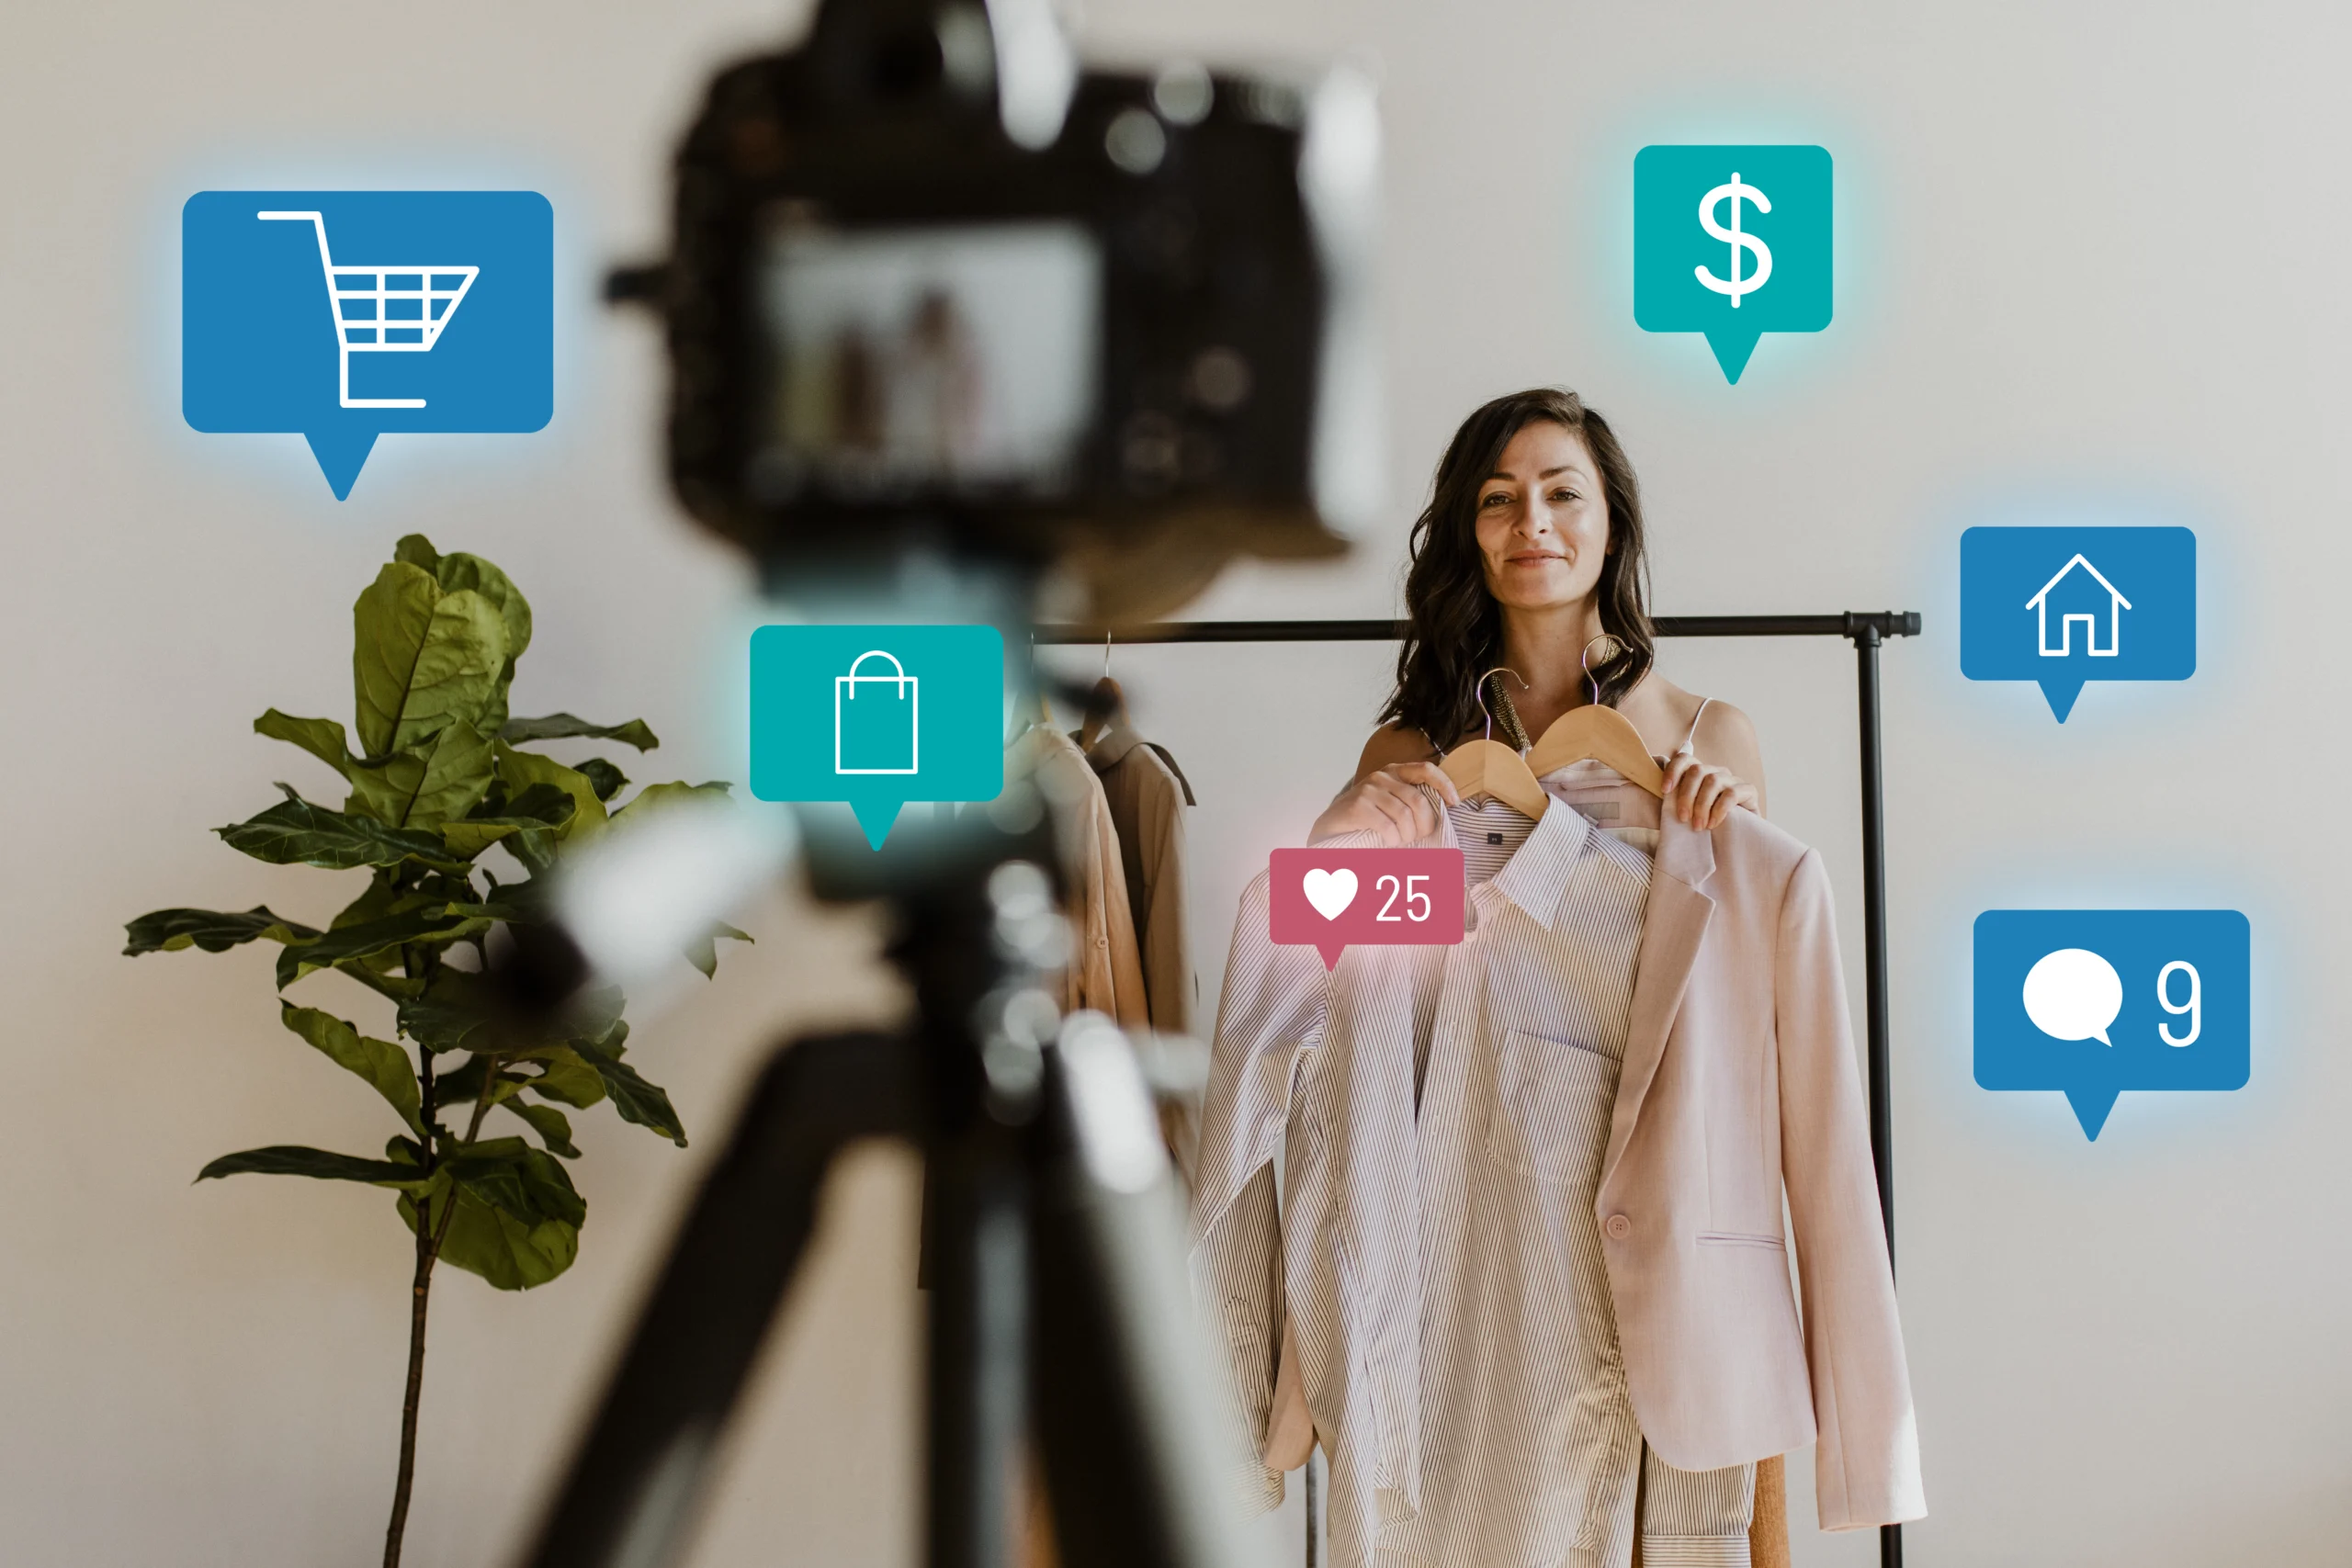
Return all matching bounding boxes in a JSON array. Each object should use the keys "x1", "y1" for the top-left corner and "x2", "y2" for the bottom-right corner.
[{"x1": 1849, "y1": 618, "x2": 1900, "y2": 1568}]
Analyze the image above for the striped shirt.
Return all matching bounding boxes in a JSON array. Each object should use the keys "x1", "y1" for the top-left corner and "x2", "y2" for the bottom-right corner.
[{"x1": 1193, "y1": 767, "x2": 1753, "y2": 1567}]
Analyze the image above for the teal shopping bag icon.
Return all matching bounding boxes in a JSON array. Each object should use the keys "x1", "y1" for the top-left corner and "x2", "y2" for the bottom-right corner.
[
  {"x1": 835, "y1": 651, "x2": 920, "y2": 774},
  {"x1": 1634, "y1": 144, "x2": 1833, "y2": 383},
  {"x1": 751, "y1": 625, "x2": 1004, "y2": 849}
]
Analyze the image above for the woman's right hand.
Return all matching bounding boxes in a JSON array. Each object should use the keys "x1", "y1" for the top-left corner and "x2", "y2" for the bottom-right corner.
[{"x1": 1307, "y1": 761, "x2": 1462, "y2": 845}]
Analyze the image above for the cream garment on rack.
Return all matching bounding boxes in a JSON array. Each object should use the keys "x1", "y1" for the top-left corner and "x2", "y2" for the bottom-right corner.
[
  {"x1": 1193, "y1": 763, "x2": 1752, "y2": 1568},
  {"x1": 1078, "y1": 716, "x2": 1197, "y2": 1033},
  {"x1": 1078, "y1": 715, "x2": 1201, "y2": 1179},
  {"x1": 1005, "y1": 725, "x2": 1149, "y2": 1030}
]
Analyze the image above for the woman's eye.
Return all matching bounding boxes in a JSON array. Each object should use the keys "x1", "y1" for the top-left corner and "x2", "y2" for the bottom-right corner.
[
  {"x1": 1550, "y1": 488, "x2": 1579, "y2": 503},
  {"x1": 1480, "y1": 491, "x2": 1510, "y2": 508}
]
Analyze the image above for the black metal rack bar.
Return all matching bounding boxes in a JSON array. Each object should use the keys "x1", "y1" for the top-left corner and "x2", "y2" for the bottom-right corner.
[{"x1": 1038, "y1": 612, "x2": 1919, "y2": 1568}]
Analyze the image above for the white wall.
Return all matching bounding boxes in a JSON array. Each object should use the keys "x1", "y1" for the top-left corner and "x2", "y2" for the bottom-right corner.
[{"x1": 5, "y1": 0, "x2": 2349, "y2": 1563}]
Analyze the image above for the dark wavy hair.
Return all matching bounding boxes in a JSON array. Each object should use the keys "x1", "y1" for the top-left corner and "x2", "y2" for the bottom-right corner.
[{"x1": 1378, "y1": 388, "x2": 1655, "y2": 750}]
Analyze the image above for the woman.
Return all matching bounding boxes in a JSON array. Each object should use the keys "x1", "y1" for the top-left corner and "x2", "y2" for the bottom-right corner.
[
  {"x1": 1312, "y1": 387, "x2": 1763, "y2": 844},
  {"x1": 1298, "y1": 386, "x2": 1794, "y2": 1567}
]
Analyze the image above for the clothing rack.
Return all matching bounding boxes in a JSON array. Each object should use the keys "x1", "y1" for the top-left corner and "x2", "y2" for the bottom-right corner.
[{"x1": 1038, "y1": 612, "x2": 1921, "y2": 1568}]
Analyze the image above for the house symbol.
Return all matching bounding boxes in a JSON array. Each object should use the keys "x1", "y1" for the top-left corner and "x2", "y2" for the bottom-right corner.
[{"x1": 2025, "y1": 554, "x2": 2131, "y2": 659}]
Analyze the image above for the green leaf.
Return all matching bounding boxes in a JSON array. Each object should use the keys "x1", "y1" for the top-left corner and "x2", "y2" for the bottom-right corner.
[
  {"x1": 280, "y1": 1003, "x2": 424, "y2": 1136},
  {"x1": 611, "y1": 779, "x2": 732, "y2": 823},
  {"x1": 393, "y1": 535, "x2": 441, "y2": 573},
  {"x1": 347, "y1": 720, "x2": 496, "y2": 829},
  {"x1": 440, "y1": 781, "x2": 575, "y2": 857},
  {"x1": 198, "y1": 1145, "x2": 426, "y2": 1187},
  {"x1": 276, "y1": 904, "x2": 493, "y2": 989},
  {"x1": 396, "y1": 969, "x2": 501, "y2": 1054},
  {"x1": 432, "y1": 552, "x2": 533, "y2": 731},
  {"x1": 432, "y1": 552, "x2": 533, "y2": 665},
  {"x1": 400, "y1": 1139, "x2": 582, "y2": 1290},
  {"x1": 574, "y1": 1028, "x2": 686, "y2": 1146},
  {"x1": 351, "y1": 561, "x2": 510, "y2": 757},
  {"x1": 522, "y1": 1046, "x2": 606, "y2": 1110},
  {"x1": 218, "y1": 795, "x2": 467, "y2": 873},
  {"x1": 500, "y1": 713, "x2": 659, "y2": 751},
  {"x1": 494, "y1": 744, "x2": 606, "y2": 843},
  {"x1": 328, "y1": 873, "x2": 407, "y2": 932},
  {"x1": 124, "y1": 906, "x2": 319, "y2": 956},
  {"x1": 254, "y1": 710, "x2": 355, "y2": 782},
  {"x1": 683, "y1": 920, "x2": 753, "y2": 979},
  {"x1": 574, "y1": 757, "x2": 628, "y2": 802},
  {"x1": 503, "y1": 1099, "x2": 581, "y2": 1157}
]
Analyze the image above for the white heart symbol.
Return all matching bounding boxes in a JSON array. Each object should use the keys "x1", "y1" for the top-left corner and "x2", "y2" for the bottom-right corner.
[{"x1": 1302, "y1": 867, "x2": 1358, "y2": 921}]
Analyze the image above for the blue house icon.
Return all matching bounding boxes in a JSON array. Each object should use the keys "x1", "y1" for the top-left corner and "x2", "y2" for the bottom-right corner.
[{"x1": 2026, "y1": 553, "x2": 2130, "y2": 659}]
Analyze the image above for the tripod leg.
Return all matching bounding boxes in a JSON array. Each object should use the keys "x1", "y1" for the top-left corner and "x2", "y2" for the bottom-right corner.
[
  {"x1": 1028, "y1": 1018, "x2": 1280, "y2": 1568},
  {"x1": 926, "y1": 1125, "x2": 1028, "y2": 1568},
  {"x1": 517, "y1": 1029, "x2": 921, "y2": 1568}
]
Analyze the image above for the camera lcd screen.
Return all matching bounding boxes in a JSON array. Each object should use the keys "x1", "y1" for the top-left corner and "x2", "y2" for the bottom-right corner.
[{"x1": 752, "y1": 220, "x2": 1103, "y2": 502}]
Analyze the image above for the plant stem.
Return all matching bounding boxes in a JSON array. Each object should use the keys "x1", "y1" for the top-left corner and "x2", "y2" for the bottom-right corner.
[{"x1": 383, "y1": 1035, "x2": 438, "y2": 1568}]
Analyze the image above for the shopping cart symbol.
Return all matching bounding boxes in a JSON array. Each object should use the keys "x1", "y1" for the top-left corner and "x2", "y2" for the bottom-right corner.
[{"x1": 258, "y1": 210, "x2": 480, "y2": 410}]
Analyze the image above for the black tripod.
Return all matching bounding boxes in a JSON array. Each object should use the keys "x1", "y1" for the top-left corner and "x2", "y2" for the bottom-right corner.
[{"x1": 514, "y1": 801, "x2": 1261, "y2": 1568}]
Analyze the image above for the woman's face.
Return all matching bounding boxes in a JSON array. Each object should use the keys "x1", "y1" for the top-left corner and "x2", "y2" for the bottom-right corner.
[{"x1": 1473, "y1": 421, "x2": 1610, "y2": 613}]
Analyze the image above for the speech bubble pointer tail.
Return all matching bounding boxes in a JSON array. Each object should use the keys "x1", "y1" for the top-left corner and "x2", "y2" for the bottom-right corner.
[
  {"x1": 2063, "y1": 1085, "x2": 2120, "y2": 1140},
  {"x1": 302, "y1": 427, "x2": 379, "y2": 501},
  {"x1": 1315, "y1": 941, "x2": 1344, "y2": 971},
  {"x1": 1702, "y1": 327, "x2": 1765, "y2": 385},
  {"x1": 849, "y1": 797, "x2": 903, "y2": 851},
  {"x1": 2037, "y1": 677, "x2": 2087, "y2": 722}
]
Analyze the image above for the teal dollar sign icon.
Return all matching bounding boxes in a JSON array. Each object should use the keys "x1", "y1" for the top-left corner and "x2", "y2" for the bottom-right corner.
[
  {"x1": 1695, "y1": 174, "x2": 1772, "y2": 306},
  {"x1": 1634, "y1": 145, "x2": 1832, "y2": 383}
]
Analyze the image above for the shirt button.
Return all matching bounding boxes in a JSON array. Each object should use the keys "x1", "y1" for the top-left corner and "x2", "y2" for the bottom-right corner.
[{"x1": 1603, "y1": 1213, "x2": 1633, "y2": 1240}]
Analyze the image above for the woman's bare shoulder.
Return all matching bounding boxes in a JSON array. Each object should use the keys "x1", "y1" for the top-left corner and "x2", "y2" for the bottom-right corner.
[
  {"x1": 1354, "y1": 722, "x2": 1437, "y2": 779},
  {"x1": 1690, "y1": 696, "x2": 1766, "y2": 802}
]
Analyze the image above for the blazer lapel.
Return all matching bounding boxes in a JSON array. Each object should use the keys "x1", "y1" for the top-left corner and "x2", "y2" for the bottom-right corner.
[{"x1": 1600, "y1": 811, "x2": 1716, "y2": 1189}]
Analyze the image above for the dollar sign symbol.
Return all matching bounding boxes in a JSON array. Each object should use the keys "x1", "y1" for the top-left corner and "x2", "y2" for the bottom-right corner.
[{"x1": 1695, "y1": 173, "x2": 1773, "y2": 309}]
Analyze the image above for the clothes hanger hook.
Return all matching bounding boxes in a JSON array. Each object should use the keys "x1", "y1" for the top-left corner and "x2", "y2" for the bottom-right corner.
[
  {"x1": 1474, "y1": 665, "x2": 1526, "y2": 745},
  {"x1": 1579, "y1": 633, "x2": 1622, "y2": 707}
]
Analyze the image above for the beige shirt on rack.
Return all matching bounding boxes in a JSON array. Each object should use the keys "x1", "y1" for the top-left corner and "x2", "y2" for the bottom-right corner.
[
  {"x1": 1078, "y1": 716, "x2": 1195, "y2": 1036},
  {"x1": 1008, "y1": 726, "x2": 1149, "y2": 1030}
]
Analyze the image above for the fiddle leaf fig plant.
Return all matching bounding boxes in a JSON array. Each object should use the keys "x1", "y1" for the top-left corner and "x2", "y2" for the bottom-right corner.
[{"x1": 125, "y1": 535, "x2": 745, "y2": 1568}]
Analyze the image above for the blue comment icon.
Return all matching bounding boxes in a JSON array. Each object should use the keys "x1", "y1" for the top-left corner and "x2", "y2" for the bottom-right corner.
[
  {"x1": 1634, "y1": 144, "x2": 1833, "y2": 383},
  {"x1": 183, "y1": 191, "x2": 553, "y2": 498},
  {"x1": 749, "y1": 625, "x2": 1006, "y2": 849},
  {"x1": 1974, "y1": 909, "x2": 2249, "y2": 1139},
  {"x1": 1960, "y1": 525, "x2": 2196, "y2": 720}
]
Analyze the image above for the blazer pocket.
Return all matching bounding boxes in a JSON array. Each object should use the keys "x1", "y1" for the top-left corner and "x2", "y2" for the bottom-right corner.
[
  {"x1": 1486, "y1": 1028, "x2": 1618, "y2": 1185},
  {"x1": 1696, "y1": 1231, "x2": 1786, "y2": 1250}
]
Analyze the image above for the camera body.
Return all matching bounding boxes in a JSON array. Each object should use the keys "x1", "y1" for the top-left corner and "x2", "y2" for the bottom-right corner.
[{"x1": 621, "y1": 0, "x2": 1374, "y2": 615}]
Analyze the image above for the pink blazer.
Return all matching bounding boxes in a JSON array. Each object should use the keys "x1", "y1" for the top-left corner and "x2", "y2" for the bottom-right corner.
[{"x1": 1600, "y1": 804, "x2": 1924, "y2": 1529}]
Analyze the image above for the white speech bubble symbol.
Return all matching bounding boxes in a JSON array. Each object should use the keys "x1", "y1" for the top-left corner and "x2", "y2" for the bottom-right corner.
[{"x1": 2021, "y1": 947, "x2": 2123, "y2": 1045}]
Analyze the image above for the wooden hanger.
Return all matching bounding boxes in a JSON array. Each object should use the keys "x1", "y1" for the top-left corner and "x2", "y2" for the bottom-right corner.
[
  {"x1": 1079, "y1": 677, "x2": 1123, "y2": 749},
  {"x1": 1439, "y1": 668, "x2": 1550, "y2": 821},
  {"x1": 1525, "y1": 704, "x2": 1667, "y2": 796},
  {"x1": 1442, "y1": 737, "x2": 1551, "y2": 820},
  {"x1": 1080, "y1": 633, "x2": 1124, "y2": 750}
]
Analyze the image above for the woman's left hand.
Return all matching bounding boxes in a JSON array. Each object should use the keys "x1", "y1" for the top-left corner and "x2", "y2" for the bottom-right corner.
[{"x1": 1661, "y1": 753, "x2": 1758, "y2": 829}]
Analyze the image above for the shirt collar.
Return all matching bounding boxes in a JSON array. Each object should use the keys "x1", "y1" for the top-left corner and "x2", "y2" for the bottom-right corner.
[
  {"x1": 1075, "y1": 715, "x2": 1145, "y2": 767},
  {"x1": 1482, "y1": 795, "x2": 1597, "y2": 931}
]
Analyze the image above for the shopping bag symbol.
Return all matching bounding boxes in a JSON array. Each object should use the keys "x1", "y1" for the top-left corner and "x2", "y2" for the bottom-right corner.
[{"x1": 834, "y1": 650, "x2": 919, "y2": 775}]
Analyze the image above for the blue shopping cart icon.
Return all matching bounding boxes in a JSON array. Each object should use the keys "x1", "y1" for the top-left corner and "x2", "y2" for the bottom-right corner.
[{"x1": 183, "y1": 190, "x2": 552, "y2": 499}]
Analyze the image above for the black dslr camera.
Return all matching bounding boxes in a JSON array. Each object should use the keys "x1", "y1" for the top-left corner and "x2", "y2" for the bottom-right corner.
[{"x1": 612, "y1": 0, "x2": 1375, "y2": 615}]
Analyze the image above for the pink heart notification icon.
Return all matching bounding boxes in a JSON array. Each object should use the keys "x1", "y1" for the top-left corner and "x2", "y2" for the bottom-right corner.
[
  {"x1": 1270, "y1": 847, "x2": 1466, "y2": 968},
  {"x1": 1301, "y1": 867, "x2": 1358, "y2": 920}
]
